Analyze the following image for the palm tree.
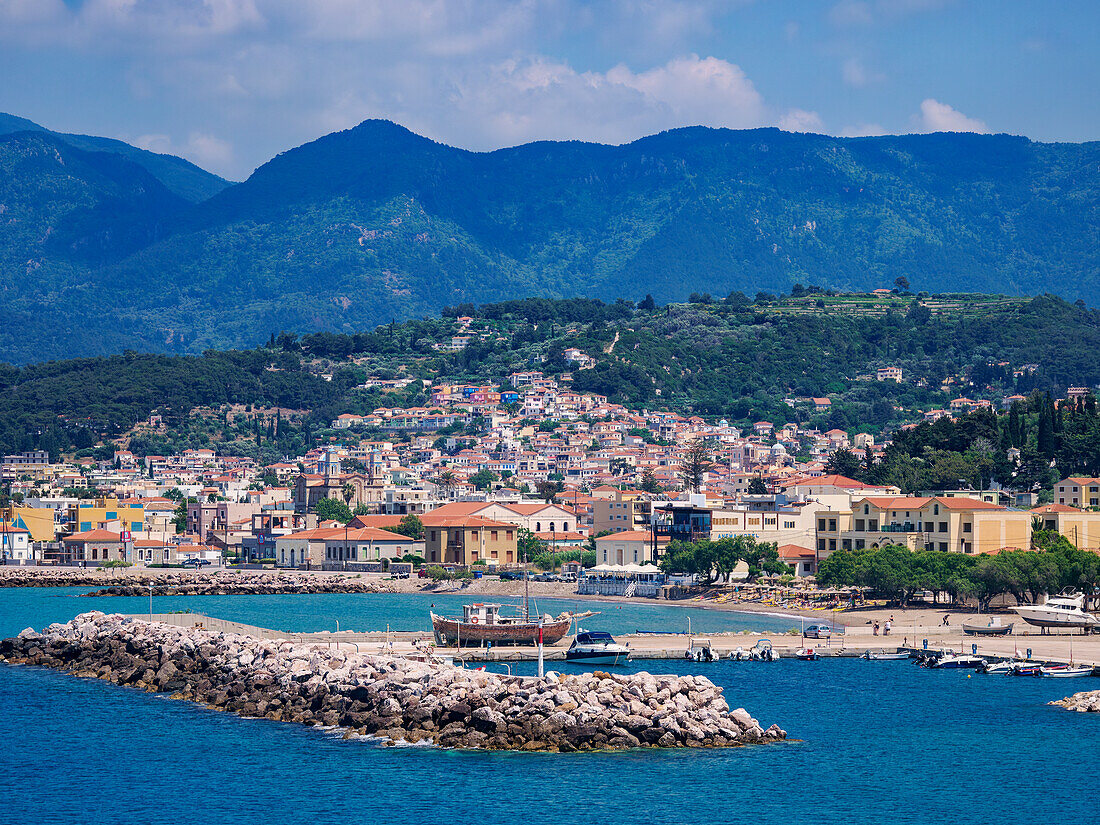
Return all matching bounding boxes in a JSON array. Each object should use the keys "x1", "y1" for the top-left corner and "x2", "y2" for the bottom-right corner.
[
  {"x1": 341, "y1": 482, "x2": 355, "y2": 506},
  {"x1": 435, "y1": 470, "x2": 457, "y2": 499}
]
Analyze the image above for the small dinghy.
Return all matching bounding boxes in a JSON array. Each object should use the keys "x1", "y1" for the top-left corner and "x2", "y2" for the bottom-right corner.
[{"x1": 795, "y1": 647, "x2": 820, "y2": 661}]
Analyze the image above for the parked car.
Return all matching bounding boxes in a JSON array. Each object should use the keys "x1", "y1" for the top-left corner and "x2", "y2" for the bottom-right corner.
[
  {"x1": 181, "y1": 558, "x2": 211, "y2": 568},
  {"x1": 803, "y1": 624, "x2": 832, "y2": 639}
]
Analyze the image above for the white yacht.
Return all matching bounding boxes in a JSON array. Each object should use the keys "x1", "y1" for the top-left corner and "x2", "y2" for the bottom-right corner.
[
  {"x1": 565, "y1": 631, "x2": 630, "y2": 665},
  {"x1": 1011, "y1": 593, "x2": 1100, "y2": 633}
]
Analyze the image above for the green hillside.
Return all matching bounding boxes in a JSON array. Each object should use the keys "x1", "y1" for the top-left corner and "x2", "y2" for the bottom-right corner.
[
  {"x1": 0, "y1": 113, "x2": 230, "y2": 203},
  {"x1": 1, "y1": 119, "x2": 1099, "y2": 363}
]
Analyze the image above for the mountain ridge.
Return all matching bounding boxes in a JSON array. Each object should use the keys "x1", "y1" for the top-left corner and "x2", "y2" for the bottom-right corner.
[{"x1": 1, "y1": 116, "x2": 1098, "y2": 364}]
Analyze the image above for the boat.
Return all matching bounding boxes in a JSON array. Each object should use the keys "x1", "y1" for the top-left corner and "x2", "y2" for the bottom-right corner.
[
  {"x1": 980, "y1": 659, "x2": 1024, "y2": 674},
  {"x1": 962, "y1": 618, "x2": 1014, "y2": 636},
  {"x1": 930, "y1": 653, "x2": 986, "y2": 669},
  {"x1": 1010, "y1": 592, "x2": 1100, "y2": 633},
  {"x1": 685, "y1": 638, "x2": 716, "y2": 662},
  {"x1": 749, "y1": 639, "x2": 778, "y2": 661},
  {"x1": 430, "y1": 602, "x2": 578, "y2": 646},
  {"x1": 1011, "y1": 662, "x2": 1044, "y2": 676},
  {"x1": 862, "y1": 649, "x2": 910, "y2": 660},
  {"x1": 565, "y1": 631, "x2": 630, "y2": 665},
  {"x1": 1039, "y1": 664, "x2": 1095, "y2": 678},
  {"x1": 795, "y1": 647, "x2": 820, "y2": 661}
]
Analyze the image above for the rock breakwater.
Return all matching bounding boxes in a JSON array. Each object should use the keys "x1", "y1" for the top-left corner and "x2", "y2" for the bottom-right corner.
[
  {"x1": 1, "y1": 613, "x2": 786, "y2": 752},
  {"x1": 0, "y1": 569, "x2": 390, "y2": 595},
  {"x1": 1050, "y1": 690, "x2": 1100, "y2": 712}
]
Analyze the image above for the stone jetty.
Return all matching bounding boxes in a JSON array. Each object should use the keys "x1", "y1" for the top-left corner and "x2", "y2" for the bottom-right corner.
[
  {"x1": 1, "y1": 613, "x2": 787, "y2": 752},
  {"x1": 1050, "y1": 690, "x2": 1100, "y2": 712},
  {"x1": 0, "y1": 569, "x2": 390, "y2": 596}
]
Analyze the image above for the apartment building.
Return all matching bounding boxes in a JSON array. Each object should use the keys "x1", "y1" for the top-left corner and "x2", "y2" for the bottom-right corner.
[
  {"x1": 1031, "y1": 503, "x2": 1100, "y2": 550},
  {"x1": 593, "y1": 490, "x2": 653, "y2": 534},
  {"x1": 422, "y1": 515, "x2": 517, "y2": 565},
  {"x1": 815, "y1": 496, "x2": 1030, "y2": 558},
  {"x1": 1053, "y1": 477, "x2": 1100, "y2": 508}
]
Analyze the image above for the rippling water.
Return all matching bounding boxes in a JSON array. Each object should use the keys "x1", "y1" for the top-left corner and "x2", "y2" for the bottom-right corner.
[{"x1": 1, "y1": 588, "x2": 1095, "y2": 825}]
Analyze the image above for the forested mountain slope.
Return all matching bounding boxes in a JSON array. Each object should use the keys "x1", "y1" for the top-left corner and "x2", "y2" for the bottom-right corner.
[{"x1": 1, "y1": 118, "x2": 1098, "y2": 362}]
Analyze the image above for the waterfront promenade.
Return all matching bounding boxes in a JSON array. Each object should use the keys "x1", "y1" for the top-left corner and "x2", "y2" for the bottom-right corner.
[{"x1": 139, "y1": 611, "x2": 1100, "y2": 667}]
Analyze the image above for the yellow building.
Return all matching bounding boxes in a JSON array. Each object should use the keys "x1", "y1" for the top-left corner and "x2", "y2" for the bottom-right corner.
[
  {"x1": 7, "y1": 507, "x2": 56, "y2": 541},
  {"x1": 1031, "y1": 504, "x2": 1100, "y2": 550},
  {"x1": 422, "y1": 515, "x2": 517, "y2": 565},
  {"x1": 593, "y1": 490, "x2": 652, "y2": 534},
  {"x1": 816, "y1": 496, "x2": 1031, "y2": 557},
  {"x1": 1053, "y1": 477, "x2": 1100, "y2": 508},
  {"x1": 66, "y1": 497, "x2": 145, "y2": 536}
]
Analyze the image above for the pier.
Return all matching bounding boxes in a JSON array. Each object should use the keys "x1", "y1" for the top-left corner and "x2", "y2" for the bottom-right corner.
[{"x1": 133, "y1": 613, "x2": 1100, "y2": 667}]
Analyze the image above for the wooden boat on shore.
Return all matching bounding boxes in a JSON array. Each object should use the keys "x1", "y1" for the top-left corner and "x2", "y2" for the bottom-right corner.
[{"x1": 431, "y1": 602, "x2": 581, "y2": 646}]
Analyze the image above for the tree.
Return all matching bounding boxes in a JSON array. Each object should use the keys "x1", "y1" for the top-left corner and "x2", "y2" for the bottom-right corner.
[
  {"x1": 517, "y1": 528, "x2": 545, "y2": 561},
  {"x1": 434, "y1": 470, "x2": 457, "y2": 498},
  {"x1": 341, "y1": 482, "x2": 355, "y2": 506},
  {"x1": 894, "y1": 276, "x2": 910, "y2": 292},
  {"x1": 535, "y1": 479, "x2": 564, "y2": 503},
  {"x1": 393, "y1": 514, "x2": 424, "y2": 540},
  {"x1": 639, "y1": 294, "x2": 656, "y2": 311},
  {"x1": 826, "y1": 449, "x2": 862, "y2": 479},
  {"x1": 469, "y1": 468, "x2": 499, "y2": 492},
  {"x1": 315, "y1": 497, "x2": 353, "y2": 524},
  {"x1": 747, "y1": 476, "x2": 768, "y2": 495},
  {"x1": 639, "y1": 469, "x2": 663, "y2": 494},
  {"x1": 680, "y1": 439, "x2": 714, "y2": 493}
]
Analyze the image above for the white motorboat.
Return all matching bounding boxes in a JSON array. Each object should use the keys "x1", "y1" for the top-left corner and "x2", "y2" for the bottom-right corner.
[
  {"x1": 565, "y1": 631, "x2": 630, "y2": 665},
  {"x1": 1011, "y1": 593, "x2": 1100, "y2": 633},
  {"x1": 931, "y1": 653, "x2": 986, "y2": 669},
  {"x1": 1039, "y1": 664, "x2": 1095, "y2": 678},
  {"x1": 862, "y1": 649, "x2": 910, "y2": 661},
  {"x1": 980, "y1": 659, "x2": 1023, "y2": 674}
]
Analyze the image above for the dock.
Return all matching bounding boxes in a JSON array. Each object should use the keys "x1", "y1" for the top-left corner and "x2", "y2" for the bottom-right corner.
[{"x1": 130, "y1": 613, "x2": 1100, "y2": 667}]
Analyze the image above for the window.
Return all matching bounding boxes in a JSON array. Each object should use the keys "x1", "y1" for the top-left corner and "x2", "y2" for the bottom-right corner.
[
  {"x1": 491, "y1": 531, "x2": 498, "y2": 541},
  {"x1": 864, "y1": 504, "x2": 869, "y2": 515},
  {"x1": 80, "y1": 522, "x2": 91, "y2": 532},
  {"x1": 963, "y1": 523, "x2": 972, "y2": 533},
  {"x1": 429, "y1": 530, "x2": 436, "y2": 542},
  {"x1": 855, "y1": 519, "x2": 865, "y2": 531},
  {"x1": 106, "y1": 511, "x2": 117, "y2": 520},
  {"x1": 818, "y1": 519, "x2": 826, "y2": 531},
  {"x1": 855, "y1": 540, "x2": 865, "y2": 550},
  {"x1": 842, "y1": 539, "x2": 852, "y2": 550},
  {"x1": 549, "y1": 522, "x2": 555, "y2": 532},
  {"x1": 1092, "y1": 498, "x2": 1098, "y2": 507},
  {"x1": 869, "y1": 520, "x2": 878, "y2": 531},
  {"x1": 506, "y1": 530, "x2": 514, "y2": 541},
  {"x1": 933, "y1": 504, "x2": 939, "y2": 515},
  {"x1": 828, "y1": 539, "x2": 836, "y2": 552},
  {"x1": 939, "y1": 522, "x2": 948, "y2": 533},
  {"x1": 828, "y1": 519, "x2": 837, "y2": 532},
  {"x1": 940, "y1": 542, "x2": 948, "y2": 552},
  {"x1": 536, "y1": 522, "x2": 541, "y2": 532},
  {"x1": 817, "y1": 539, "x2": 825, "y2": 552}
]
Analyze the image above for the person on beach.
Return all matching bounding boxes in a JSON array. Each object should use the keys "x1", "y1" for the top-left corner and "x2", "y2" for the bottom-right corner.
[
  {"x1": 884, "y1": 619, "x2": 892, "y2": 636},
  {"x1": 943, "y1": 614, "x2": 950, "y2": 626},
  {"x1": 873, "y1": 621, "x2": 880, "y2": 636}
]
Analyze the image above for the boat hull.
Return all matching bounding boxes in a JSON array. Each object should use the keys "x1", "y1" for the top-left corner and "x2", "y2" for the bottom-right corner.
[
  {"x1": 1010, "y1": 607, "x2": 1099, "y2": 630},
  {"x1": 962, "y1": 623, "x2": 1014, "y2": 636},
  {"x1": 565, "y1": 649, "x2": 629, "y2": 666},
  {"x1": 431, "y1": 613, "x2": 572, "y2": 646}
]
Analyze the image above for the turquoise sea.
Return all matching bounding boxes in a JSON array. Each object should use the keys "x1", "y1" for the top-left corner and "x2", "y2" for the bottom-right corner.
[{"x1": 1, "y1": 588, "x2": 1096, "y2": 825}]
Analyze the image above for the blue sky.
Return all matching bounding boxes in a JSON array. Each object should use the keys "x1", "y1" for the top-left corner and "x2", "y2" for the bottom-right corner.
[{"x1": 1, "y1": 1, "x2": 1096, "y2": 179}]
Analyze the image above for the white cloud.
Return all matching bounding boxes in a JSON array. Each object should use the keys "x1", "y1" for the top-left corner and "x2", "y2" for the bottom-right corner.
[
  {"x1": 133, "y1": 130, "x2": 234, "y2": 173},
  {"x1": 842, "y1": 57, "x2": 885, "y2": 87},
  {"x1": 840, "y1": 123, "x2": 887, "y2": 137},
  {"x1": 917, "y1": 98, "x2": 988, "y2": 133},
  {"x1": 778, "y1": 109, "x2": 824, "y2": 133}
]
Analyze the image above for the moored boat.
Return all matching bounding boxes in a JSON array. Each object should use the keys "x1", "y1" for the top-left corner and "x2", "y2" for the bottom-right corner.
[
  {"x1": 1039, "y1": 664, "x2": 1095, "y2": 678},
  {"x1": 565, "y1": 631, "x2": 630, "y2": 665},
  {"x1": 862, "y1": 649, "x2": 910, "y2": 660},
  {"x1": 931, "y1": 653, "x2": 985, "y2": 669},
  {"x1": 430, "y1": 602, "x2": 575, "y2": 646},
  {"x1": 795, "y1": 647, "x2": 820, "y2": 661}
]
